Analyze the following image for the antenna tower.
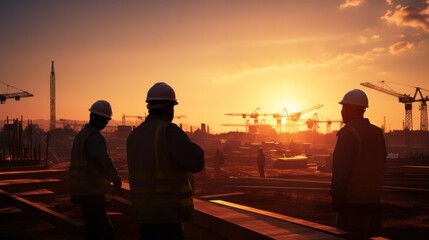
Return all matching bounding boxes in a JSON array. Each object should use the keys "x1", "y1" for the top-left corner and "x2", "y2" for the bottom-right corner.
[{"x1": 50, "y1": 61, "x2": 56, "y2": 130}]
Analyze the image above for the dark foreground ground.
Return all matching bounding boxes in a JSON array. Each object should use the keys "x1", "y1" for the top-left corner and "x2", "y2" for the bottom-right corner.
[
  {"x1": 1, "y1": 158, "x2": 427, "y2": 240},
  {"x1": 192, "y1": 160, "x2": 429, "y2": 240}
]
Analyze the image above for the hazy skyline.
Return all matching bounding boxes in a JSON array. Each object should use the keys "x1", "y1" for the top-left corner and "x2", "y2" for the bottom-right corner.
[{"x1": 1, "y1": 0, "x2": 428, "y2": 133}]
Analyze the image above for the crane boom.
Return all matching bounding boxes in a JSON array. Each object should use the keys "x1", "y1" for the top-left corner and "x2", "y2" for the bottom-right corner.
[
  {"x1": 360, "y1": 82, "x2": 413, "y2": 103},
  {"x1": 0, "y1": 91, "x2": 34, "y2": 103},
  {"x1": 298, "y1": 104, "x2": 324, "y2": 114},
  {"x1": 361, "y1": 81, "x2": 429, "y2": 131},
  {"x1": 1, "y1": 81, "x2": 34, "y2": 104}
]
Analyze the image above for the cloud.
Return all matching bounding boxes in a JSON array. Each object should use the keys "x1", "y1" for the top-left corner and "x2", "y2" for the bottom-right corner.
[
  {"x1": 381, "y1": 1, "x2": 429, "y2": 32},
  {"x1": 360, "y1": 34, "x2": 381, "y2": 44},
  {"x1": 211, "y1": 48, "x2": 388, "y2": 83},
  {"x1": 389, "y1": 41, "x2": 415, "y2": 54},
  {"x1": 372, "y1": 47, "x2": 385, "y2": 53},
  {"x1": 339, "y1": 0, "x2": 365, "y2": 9}
]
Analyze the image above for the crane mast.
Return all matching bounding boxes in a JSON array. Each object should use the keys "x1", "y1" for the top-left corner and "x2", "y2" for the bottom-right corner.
[{"x1": 50, "y1": 61, "x2": 56, "y2": 130}]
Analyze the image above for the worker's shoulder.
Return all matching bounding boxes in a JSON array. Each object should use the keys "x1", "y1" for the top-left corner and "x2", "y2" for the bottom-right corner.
[
  {"x1": 85, "y1": 130, "x2": 104, "y2": 142},
  {"x1": 337, "y1": 126, "x2": 356, "y2": 137},
  {"x1": 77, "y1": 127, "x2": 102, "y2": 139},
  {"x1": 127, "y1": 122, "x2": 146, "y2": 139},
  {"x1": 166, "y1": 122, "x2": 185, "y2": 134},
  {"x1": 369, "y1": 123, "x2": 383, "y2": 131},
  {"x1": 356, "y1": 122, "x2": 383, "y2": 134}
]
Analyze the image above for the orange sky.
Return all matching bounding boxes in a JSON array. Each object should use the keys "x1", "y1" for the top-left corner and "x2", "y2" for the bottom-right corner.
[{"x1": 1, "y1": 0, "x2": 428, "y2": 133}]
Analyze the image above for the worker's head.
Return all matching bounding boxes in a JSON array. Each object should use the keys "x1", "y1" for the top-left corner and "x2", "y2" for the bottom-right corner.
[
  {"x1": 146, "y1": 82, "x2": 178, "y2": 122},
  {"x1": 89, "y1": 100, "x2": 112, "y2": 130},
  {"x1": 339, "y1": 89, "x2": 368, "y2": 123}
]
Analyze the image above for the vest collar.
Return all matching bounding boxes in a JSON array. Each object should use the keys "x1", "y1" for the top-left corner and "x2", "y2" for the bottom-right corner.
[
  {"x1": 84, "y1": 123, "x2": 100, "y2": 132},
  {"x1": 145, "y1": 114, "x2": 170, "y2": 123},
  {"x1": 345, "y1": 118, "x2": 370, "y2": 127}
]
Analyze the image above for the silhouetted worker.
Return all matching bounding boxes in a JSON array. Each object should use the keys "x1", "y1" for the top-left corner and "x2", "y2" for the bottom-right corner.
[
  {"x1": 331, "y1": 89, "x2": 386, "y2": 240},
  {"x1": 257, "y1": 148, "x2": 266, "y2": 177},
  {"x1": 214, "y1": 148, "x2": 224, "y2": 178},
  {"x1": 127, "y1": 82, "x2": 205, "y2": 240},
  {"x1": 70, "y1": 100, "x2": 122, "y2": 240}
]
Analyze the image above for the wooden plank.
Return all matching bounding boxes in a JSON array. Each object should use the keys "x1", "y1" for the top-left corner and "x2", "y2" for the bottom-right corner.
[
  {"x1": 0, "y1": 178, "x2": 63, "y2": 193},
  {"x1": 401, "y1": 165, "x2": 429, "y2": 174},
  {"x1": 16, "y1": 189, "x2": 55, "y2": 202},
  {"x1": 210, "y1": 199, "x2": 347, "y2": 238},
  {"x1": 194, "y1": 199, "x2": 344, "y2": 240},
  {"x1": 382, "y1": 186, "x2": 429, "y2": 192},
  {"x1": 0, "y1": 206, "x2": 22, "y2": 214},
  {"x1": 225, "y1": 185, "x2": 330, "y2": 191},
  {"x1": 0, "y1": 189, "x2": 84, "y2": 233},
  {"x1": 191, "y1": 202, "x2": 272, "y2": 240},
  {"x1": 0, "y1": 165, "x2": 50, "y2": 173},
  {"x1": 0, "y1": 169, "x2": 68, "y2": 180},
  {"x1": 114, "y1": 185, "x2": 344, "y2": 239},
  {"x1": 198, "y1": 192, "x2": 245, "y2": 199},
  {"x1": 226, "y1": 176, "x2": 331, "y2": 188}
]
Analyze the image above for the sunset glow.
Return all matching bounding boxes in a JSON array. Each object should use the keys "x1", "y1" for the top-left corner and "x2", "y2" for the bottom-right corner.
[{"x1": 1, "y1": 0, "x2": 428, "y2": 133}]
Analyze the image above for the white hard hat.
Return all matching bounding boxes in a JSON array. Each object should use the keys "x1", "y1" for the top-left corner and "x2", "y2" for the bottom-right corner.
[
  {"x1": 89, "y1": 100, "x2": 113, "y2": 119},
  {"x1": 339, "y1": 89, "x2": 369, "y2": 108},
  {"x1": 146, "y1": 82, "x2": 178, "y2": 109}
]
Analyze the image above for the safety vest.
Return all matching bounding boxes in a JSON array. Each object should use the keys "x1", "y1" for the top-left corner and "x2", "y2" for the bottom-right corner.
[
  {"x1": 127, "y1": 120, "x2": 194, "y2": 223},
  {"x1": 343, "y1": 124, "x2": 386, "y2": 204},
  {"x1": 70, "y1": 127, "x2": 110, "y2": 196}
]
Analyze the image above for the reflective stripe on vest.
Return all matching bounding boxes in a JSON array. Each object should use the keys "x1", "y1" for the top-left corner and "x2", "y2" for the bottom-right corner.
[{"x1": 129, "y1": 121, "x2": 193, "y2": 210}]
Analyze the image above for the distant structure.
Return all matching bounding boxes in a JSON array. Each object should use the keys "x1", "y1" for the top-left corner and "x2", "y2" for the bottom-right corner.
[
  {"x1": 0, "y1": 81, "x2": 33, "y2": 104},
  {"x1": 224, "y1": 105, "x2": 323, "y2": 134},
  {"x1": 50, "y1": 61, "x2": 56, "y2": 130},
  {"x1": 361, "y1": 81, "x2": 428, "y2": 131}
]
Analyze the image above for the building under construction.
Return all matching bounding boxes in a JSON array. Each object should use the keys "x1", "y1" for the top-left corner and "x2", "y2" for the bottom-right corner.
[{"x1": 0, "y1": 117, "x2": 48, "y2": 169}]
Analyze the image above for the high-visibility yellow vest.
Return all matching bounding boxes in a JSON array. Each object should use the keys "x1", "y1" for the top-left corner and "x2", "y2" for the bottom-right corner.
[
  {"x1": 127, "y1": 120, "x2": 194, "y2": 223},
  {"x1": 344, "y1": 125, "x2": 386, "y2": 204},
  {"x1": 70, "y1": 128, "x2": 110, "y2": 196}
]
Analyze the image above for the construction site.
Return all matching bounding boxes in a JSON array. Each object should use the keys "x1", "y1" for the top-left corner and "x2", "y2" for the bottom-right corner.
[{"x1": 1, "y1": 63, "x2": 429, "y2": 240}]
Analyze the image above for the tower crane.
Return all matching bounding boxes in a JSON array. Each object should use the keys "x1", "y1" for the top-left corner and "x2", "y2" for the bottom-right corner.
[
  {"x1": 224, "y1": 104, "x2": 323, "y2": 133},
  {"x1": 221, "y1": 120, "x2": 251, "y2": 132},
  {"x1": 121, "y1": 114, "x2": 187, "y2": 126},
  {"x1": 288, "y1": 104, "x2": 324, "y2": 121},
  {"x1": 122, "y1": 114, "x2": 146, "y2": 126},
  {"x1": 284, "y1": 104, "x2": 323, "y2": 133},
  {"x1": 58, "y1": 119, "x2": 86, "y2": 130},
  {"x1": 57, "y1": 118, "x2": 117, "y2": 131},
  {"x1": 271, "y1": 108, "x2": 288, "y2": 133},
  {"x1": 0, "y1": 81, "x2": 33, "y2": 104},
  {"x1": 251, "y1": 105, "x2": 323, "y2": 133},
  {"x1": 361, "y1": 81, "x2": 428, "y2": 131},
  {"x1": 305, "y1": 113, "x2": 343, "y2": 134},
  {"x1": 225, "y1": 107, "x2": 272, "y2": 125},
  {"x1": 224, "y1": 108, "x2": 273, "y2": 134}
]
